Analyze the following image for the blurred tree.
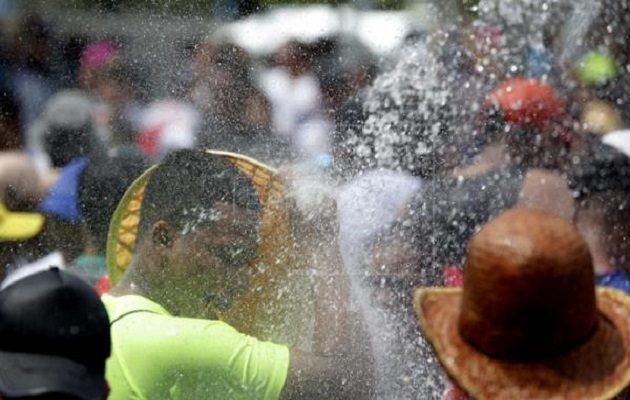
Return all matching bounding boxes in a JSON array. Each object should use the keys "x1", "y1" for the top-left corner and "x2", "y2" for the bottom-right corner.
[
  {"x1": 457, "y1": 0, "x2": 480, "y2": 19},
  {"x1": 42, "y1": 0, "x2": 406, "y2": 14}
]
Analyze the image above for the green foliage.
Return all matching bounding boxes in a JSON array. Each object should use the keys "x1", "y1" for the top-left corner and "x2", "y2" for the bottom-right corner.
[
  {"x1": 55, "y1": 0, "x2": 405, "y2": 13},
  {"x1": 457, "y1": 0, "x2": 480, "y2": 19},
  {"x1": 56, "y1": 0, "x2": 216, "y2": 13},
  {"x1": 261, "y1": 0, "x2": 405, "y2": 9}
]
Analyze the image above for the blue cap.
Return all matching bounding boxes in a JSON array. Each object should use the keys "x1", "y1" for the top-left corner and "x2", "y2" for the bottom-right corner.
[{"x1": 38, "y1": 157, "x2": 89, "y2": 223}]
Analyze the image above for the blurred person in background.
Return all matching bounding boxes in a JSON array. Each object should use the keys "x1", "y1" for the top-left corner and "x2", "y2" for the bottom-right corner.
[
  {"x1": 572, "y1": 51, "x2": 629, "y2": 137},
  {"x1": 5, "y1": 16, "x2": 59, "y2": 132},
  {"x1": 135, "y1": 99, "x2": 201, "y2": 161},
  {"x1": 374, "y1": 77, "x2": 576, "y2": 297},
  {"x1": 190, "y1": 40, "x2": 294, "y2": 166},
  {"x1": 365, "y1": 80, "x2": 577, "y2": 392},
  {"x1": 26, "y1": 89, "x2": 106, "y2": 170},
  {"x1": 259, "y1": 40, "x2": 325, "y2": 166},
  {"x1": 70, "y1": 146, "x2": 150, "y2": 290},
  {"x1": 0, "y1": 151, "x2": 51, "y2": 212},
  {"x1": 570, "y1": 140, "x2": 630, "y2": 294},
  {"x1": 0, "y1": 198, "x2": 48, "y2": 281},
  {"x1": 0, "y1": 151, "x2": 61, "y2": 280},
  {"x1": 78, "y1": 40, "x2": 145, "y2": 147},
  {"x1": 0, "y1": 267, "x2": 110, "y2": 400},
  {"x1": 0, "y1": 89, "x2": 22, "y2": 151},
  {"x1": 310, "y1": 36, "x2": 378, "y2": 172}
]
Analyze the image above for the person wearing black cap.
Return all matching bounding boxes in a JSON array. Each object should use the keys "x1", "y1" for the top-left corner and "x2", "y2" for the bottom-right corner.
[
  {"x1": 0, "y1": 267, "x2": 110, "y2": 400},
  {"x1": 570, "y1": 140, "x2": 630, "y2": 294}
]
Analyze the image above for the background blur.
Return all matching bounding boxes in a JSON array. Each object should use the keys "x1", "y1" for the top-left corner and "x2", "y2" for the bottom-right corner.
[{"x1": 1, "y1": 0, "x2": 442, "y2": 99}]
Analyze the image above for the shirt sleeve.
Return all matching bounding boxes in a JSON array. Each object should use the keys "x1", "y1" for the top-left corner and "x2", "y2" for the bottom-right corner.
[{"x1": 117, "y1": 312, "x2": 290, "y2": 400}]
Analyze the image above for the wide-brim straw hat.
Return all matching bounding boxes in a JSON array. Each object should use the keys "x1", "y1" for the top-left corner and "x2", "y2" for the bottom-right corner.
[
  {"x1": 415, "y1": 208, "x2": 630, "y2": 400},
  {"x1": 106, "y1": 150, "x2": 308, "y2": 344}
]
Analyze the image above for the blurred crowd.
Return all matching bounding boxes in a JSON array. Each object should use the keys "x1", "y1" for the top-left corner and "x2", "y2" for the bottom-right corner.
[{"x1": 2, "y1": 0, "x2": 630, "y2": 399}]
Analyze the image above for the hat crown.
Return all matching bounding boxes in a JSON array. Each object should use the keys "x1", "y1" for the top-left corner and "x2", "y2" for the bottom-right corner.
[
  {"x1": 0, "y1": 268, "x2": 110, "y2": 369},
  {"x1": 459, "y1": 208, "x2": 598, "y2": 360}
]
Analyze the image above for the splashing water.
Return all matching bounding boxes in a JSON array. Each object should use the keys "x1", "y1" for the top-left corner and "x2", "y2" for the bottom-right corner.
[
  {"x1": 335, "y1": 0, "x2": 606, "y2": 398},
  {"x1": 557, "y1": 0, "x2": 600, "y2": 66}
]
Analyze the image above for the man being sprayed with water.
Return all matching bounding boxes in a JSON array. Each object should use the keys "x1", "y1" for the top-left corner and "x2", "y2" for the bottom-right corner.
[{"x1": 102, "y1": 149, "x2": 374, "y2": 399}]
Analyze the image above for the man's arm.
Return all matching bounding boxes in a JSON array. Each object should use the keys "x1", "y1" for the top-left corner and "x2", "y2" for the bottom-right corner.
[{"x1": 281, "y1": 176, "x2": 375, "y2": 399}]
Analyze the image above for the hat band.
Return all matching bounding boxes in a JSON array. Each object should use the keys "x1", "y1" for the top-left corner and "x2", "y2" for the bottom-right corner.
[{"x1": 458, "y1": 316, "x2": 600, "y2": 362}]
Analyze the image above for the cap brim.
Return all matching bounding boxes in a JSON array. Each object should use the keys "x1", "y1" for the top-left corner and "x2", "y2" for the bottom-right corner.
[
  {"x1": 415, "y1": 287, "x2": 630, "y2": 400},
  {"x1": 0, "y1": 351, "x2": 106, "y2": 400},
  {"x1": 0, "y1": 211, "x2": 44, "y2": 241}
]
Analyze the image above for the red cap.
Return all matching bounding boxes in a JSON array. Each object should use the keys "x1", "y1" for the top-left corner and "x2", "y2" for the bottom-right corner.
[{"x1": 484, "y1": 78, "x2": 565, "y2": 129}]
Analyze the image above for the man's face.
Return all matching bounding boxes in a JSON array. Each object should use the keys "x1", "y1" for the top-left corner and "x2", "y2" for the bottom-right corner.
[{"x1": 167, "y1": 202, "x2": 260, "y2": 313}]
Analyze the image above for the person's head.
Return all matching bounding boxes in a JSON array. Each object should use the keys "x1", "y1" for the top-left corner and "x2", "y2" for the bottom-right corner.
[
  {"x1": 271, "y1": 41, "x2": 310, "y2": 76},
  {"x1": 0, "y1": 152, "x2": 47, "y2": 212},
  {"x1": 78, "y1": 40, "x2": 120, "y2": 92},
  {"x1": 0, "y1": 267, "x2": 110, "y2": 400},
  {"x1": 131, "y1": 149, "x2": 261, "y2": 316},
  {"x1": 569, "y1": 140, "x2": 630, "y2": 274},
  {"x1": 480, "y1": 78, "x2": 574, "y2": 170},
  {"x1": 416, "y1": 207, "x2": 630, "y2": 399},
  {"x1": 38, "y1": 91, "x2": 105, "y2": 168},
  {"x1": 78, "y1": 146, "x2": 150, "y2": 254}
]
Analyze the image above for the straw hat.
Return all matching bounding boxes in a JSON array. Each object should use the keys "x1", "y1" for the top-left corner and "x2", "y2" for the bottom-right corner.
[
  {"x1": 105, "y1": 149, "x2": 310, "y2": 344},
  {"x1": 105, "y1": 149, "x2": 282, "y2": 284},
  {"x1": 415, "y1": 208, "x2": 630, "y2": 400}
]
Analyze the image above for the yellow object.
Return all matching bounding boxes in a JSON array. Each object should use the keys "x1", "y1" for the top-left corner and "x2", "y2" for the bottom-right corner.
[
  {"x1": 581, "y1": 100, "x2": 624, "y2": 136},
  {"x1": 105, "y1": 150, "x2": 313, "y2": 347},
  {"x1": 0, "y1": 203, "x2": 45, "y2": 241},
  {"x1": 103, "y1": 293, "x2": 290, "y2": 400}
]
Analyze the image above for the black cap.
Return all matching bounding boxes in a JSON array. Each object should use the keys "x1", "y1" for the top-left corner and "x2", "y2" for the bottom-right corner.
[{"x1": 0, "y1": 267, "x2": 110, "y2": 399}]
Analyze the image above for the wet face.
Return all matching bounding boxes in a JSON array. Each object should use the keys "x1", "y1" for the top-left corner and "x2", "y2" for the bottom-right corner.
[{"x1": 165, "y1": 202, "x2": 260, "y2": 314}]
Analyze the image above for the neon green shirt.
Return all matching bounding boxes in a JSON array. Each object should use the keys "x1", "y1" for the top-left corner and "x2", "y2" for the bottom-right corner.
[{"x1": 102, "y1": 294, "x2": 290, "y2": 400}]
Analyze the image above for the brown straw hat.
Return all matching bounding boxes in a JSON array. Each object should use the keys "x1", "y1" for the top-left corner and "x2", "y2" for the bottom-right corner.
[{"x1": 415, "y1": 208, "x2": 630, "y2": 400}]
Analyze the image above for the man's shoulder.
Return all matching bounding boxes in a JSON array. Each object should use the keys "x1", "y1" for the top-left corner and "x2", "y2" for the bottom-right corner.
[
  {"x1": 102, "y1": 294, "x2": 243, "y2": 340},
  {"x1": 102, "y1": 294, "x2": 170, "y2": 322}
]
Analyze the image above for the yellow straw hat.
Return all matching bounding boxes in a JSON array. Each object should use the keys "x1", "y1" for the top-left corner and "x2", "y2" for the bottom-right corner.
[
  {"x1": 106, "y1": 150, "x2": 309, "y2": 344},
  {"x1": 415, "y1": 208, "x2": 630, "y2": 400}
]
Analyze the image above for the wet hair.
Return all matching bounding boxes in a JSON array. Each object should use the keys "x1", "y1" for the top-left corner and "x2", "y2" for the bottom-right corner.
[
  {"x1": 0, "y1": 89, "x2": 20, "y2": 126},
  {"x1": 44, "y1": 125, "x2": 105, "y2": 168},
  {"x1": 137, "y1": 149, "x2": 261, "y2": 239},
  {"x1": 78, "y1": 146, "x2": 150, "y2": 252},
  {"x1": 568, "y1": 140, "x2": 630, "y2": 202}
]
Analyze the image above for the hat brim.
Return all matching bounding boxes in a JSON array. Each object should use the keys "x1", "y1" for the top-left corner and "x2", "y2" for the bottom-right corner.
[
  {"x1": 415, "y1": 287, "x2": 630, "y2": 400},
  {"x1": 0, "y1": 211, "x2": 44, "y2": 241},
  {"x1": 0, "y1": 351, "x2": 106, "y2": 400}
]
